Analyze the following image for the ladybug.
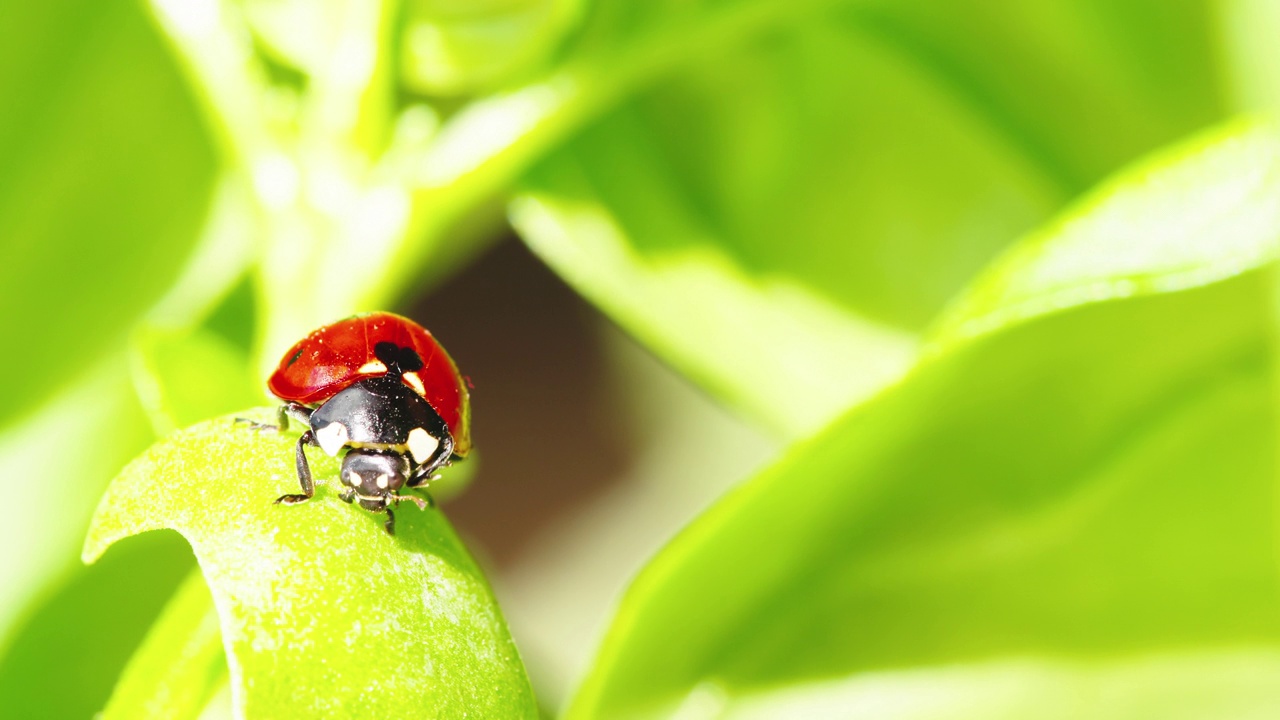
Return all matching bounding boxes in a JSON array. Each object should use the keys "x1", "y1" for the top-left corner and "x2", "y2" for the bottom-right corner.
[{"x1": 250, "y1": 312, "x2": 471, "y2": 535}]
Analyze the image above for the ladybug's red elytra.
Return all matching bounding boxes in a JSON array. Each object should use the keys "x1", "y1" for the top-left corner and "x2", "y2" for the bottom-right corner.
[{"x1": 246, "y1": 312, "x2": 471, "y2": 535}]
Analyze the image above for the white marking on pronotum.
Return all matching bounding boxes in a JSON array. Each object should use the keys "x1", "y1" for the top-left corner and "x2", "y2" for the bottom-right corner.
[
  {"x1": 402, "y1": 371, "x2": 426, "y2": 396},
  {"x1": 358, "y1": 359, "x2": 388, "y2": 374},
  {"x1": 406, "y1": 427, "x2": 439, "y2": 464},
  {"x1": 316, "y1": 422, "x2": 350, "y2": 456},
  {"x1": 376, "y1": 474, "x2": 389, "y2": 490}
]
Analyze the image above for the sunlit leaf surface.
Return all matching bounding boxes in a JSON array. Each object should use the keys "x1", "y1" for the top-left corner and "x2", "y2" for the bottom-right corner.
[
  {"x1": 934, "y1": 121, "x2": 1280, "y2": 345},
  {"x1": 0, "y1": 0, "x2": 215, "y2": 428},
  {"x1": 513, "y1": 0, "x2": 1227, "y2": 438},
  {"x1": 697, "y1": 649, "x2": 1280, "y2": 720},
  {"x1": 0, "y1": 0, "x2": 1266, "y2": 717},
  {"x1": 399, "y1": 0, "x2": 584, "y2": 94},
  {"x1": 85, "y1": 411, "x2": 537, "y2": 719},
  {"x1": 567, "y1": 123, "x2": 1280, "y2": 718}
]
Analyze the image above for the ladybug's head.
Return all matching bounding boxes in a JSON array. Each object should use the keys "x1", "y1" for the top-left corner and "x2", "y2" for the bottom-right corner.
[{"x1": 340, "y1": 448, "x2": 410, "y2": 498}]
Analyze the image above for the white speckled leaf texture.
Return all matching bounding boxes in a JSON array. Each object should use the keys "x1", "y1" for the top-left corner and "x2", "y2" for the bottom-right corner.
[{"x1": 84, "y1": 409, "x2": 537, "y2": 720}]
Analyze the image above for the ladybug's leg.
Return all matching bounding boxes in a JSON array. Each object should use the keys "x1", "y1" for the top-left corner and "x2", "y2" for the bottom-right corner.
[
  {"x1": 405, "y1": 464, "x2": 439, "y2": 488},
  {"x1": 394, "y1": 492, "x2": 429, "y2": 511},
  {"x1": 400, "y1": 487, "x2": 436, "y2": 509},
  {"x1": 275, "y1": 430, "x2": 318, "y2": 505},
  {"x1": 276, "y1": 402, "x2": 312, "y2": 432},
  {"x1": 233, "y1": 416, "x2": 275, "y2": 433},
  {"x1": 406, "y1": 434, "x2": 453, "y2": 489},
  {"x1": 404, "y1": 464, "x2": 441, "y2": 509},
  {"x1": 339, "y1": 486, "x2": 355, "y2": 504},
  {"x1": 382, "y1": 500, "x2": 396, "y2": 535},
  {"x1": 235, "y1": 402, "x2": 311, "y2": 434},
  {"x1": 405, "y1": 461, "x2": 444, "y2": 509}
]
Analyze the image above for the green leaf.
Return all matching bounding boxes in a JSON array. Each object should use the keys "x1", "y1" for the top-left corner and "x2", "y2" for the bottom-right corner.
[
  {"x1": 666, "y1": 649, "x2": 1280, "y2": 719},
  {"x1": 512, "y1": 1, "x2": 1228, "y2": 437},
  {"x1": 1198, "y1": 0, "x2": 1280, "y2": 115},
  {"x1": 233, "y1": 0, "x2": 348, "y2": 77},
  {"x1": 844, "y1": 0, "x2": 1226, "y2": 189},
  {"x1": 400, "y1": 0, "x2": 585, "y2": 95},
  {"x1": 130, "y1": 326, "x2": 263, "y2": 436},
  {"x1": 567, "y1": 123, "x2": 1280, "y2": 718},
  {"x1": 0, "y1": 531, "x2": 194, "y2": 720},
  {"x1": 0, "y1": 358, "x2": 156, "y2": 641},
  {"x1": 0, "y1": 0, "x2": 216, "y2": 428},
  {"x1": 102, "y1": 571, "x2": 227, "y2": 720},
  {"x1": 84, "y1": 411, "x2": 537, "y2": 720},
  {"x1": 932, "y1": 120, "x2": 1280, "y2": 346},
  {"x1": 512, "y1": 19, "x2": 1054, "y2": 436}
]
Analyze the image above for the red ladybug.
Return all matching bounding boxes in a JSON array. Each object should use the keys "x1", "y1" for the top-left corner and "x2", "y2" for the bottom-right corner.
[{"x1": 253, "y1": 312, "x2": 471, "y2": 534}]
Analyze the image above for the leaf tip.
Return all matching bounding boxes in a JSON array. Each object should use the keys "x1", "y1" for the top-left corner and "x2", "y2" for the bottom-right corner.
[{"x1": 81, "y1": 483, "x2": 136, "y2": 565}]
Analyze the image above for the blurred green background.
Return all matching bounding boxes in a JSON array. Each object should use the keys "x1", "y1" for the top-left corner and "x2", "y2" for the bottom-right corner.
[{"x1": 4, "y1": 0, "x2": 1280, "y2": 717}]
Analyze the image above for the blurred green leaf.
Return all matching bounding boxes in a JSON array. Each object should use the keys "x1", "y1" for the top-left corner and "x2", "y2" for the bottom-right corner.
[
  {"x1": 512, "y1": 0, "x2": 1230, "y2": 437},
  {"x1": 143, "y1": 173, "x2": 259, "y2": 333},
  {"x1": 235, "y1": 0, "x2": 347, "y2": 77},
  {"x1": 0, "y1": 359, "x2": 155, "y2": 641},
  {"x1": 0, "y1": 0, "x2": 216, "y2": 428},
  {"x1": 567, "y1": 123, "x2": 1280, "y2": 718},
  {"x1": 668, "y1": 649, "x2": 1280, "y2": 720},
  {"x1": 845, "y1": 0, "x2": 1226, "y2": 188},
  {"x1": 400, "y1": 0, "x2": 584, "y2": 95},
  {"x1": 131, "y1": 326, "x2": 263, "y2": 436},
  {"x1": 119, "y1": 173, "x2": 262, "y2": 434},
  {"x1": 933, "y1": 120, "x2": 1280, "y2": 345},
  {"x1": 103, "y1": 571, "x2": 227, "y2": 720},
  {"x1": 0, "y1": 531, "x2": 194, "y2": 720},
  {"x1": 1222, "y1": 0, "x2": 1280, "y2": 114},
  {"x1": 0, "y1": 169, "x2": 258, "y2": 669},
  {"x1": 84, "y1": 411, "x2": 537, "y2": 719}
]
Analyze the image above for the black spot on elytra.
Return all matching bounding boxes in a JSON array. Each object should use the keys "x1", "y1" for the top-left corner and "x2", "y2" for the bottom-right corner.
[
  {"x1": 374, "y1": 342, "x2": 423, "y2": 373},
  {"x1": 286, "y1": 348, "x2": 304, "y2": 367}
]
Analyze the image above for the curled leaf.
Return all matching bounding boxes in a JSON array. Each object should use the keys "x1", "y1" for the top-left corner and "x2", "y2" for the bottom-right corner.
[{"x1": 85, "y1": 410, "x2": 536, "y2": 720}]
